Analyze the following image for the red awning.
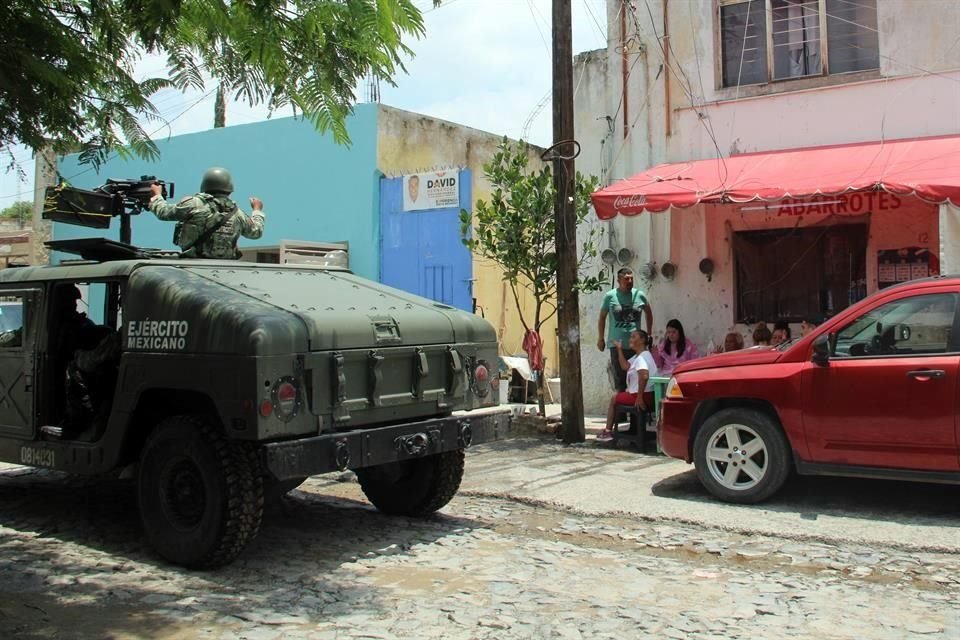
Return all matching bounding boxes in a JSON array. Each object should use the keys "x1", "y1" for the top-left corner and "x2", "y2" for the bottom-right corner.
[{"x1": 592, "y1": 134, "x2": 960, "y2": 220}]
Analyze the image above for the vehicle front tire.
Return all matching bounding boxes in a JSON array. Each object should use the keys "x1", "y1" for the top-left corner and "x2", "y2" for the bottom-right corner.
[
  {"x1": 137, "y1": 415, "x2": 264, "y2": 568},
  {"x1": 693, "y1": 407, "x2": 791, "y2": 504},
  {"x1": 356, "y1": 450, "x2": 465, "y2": 516}
]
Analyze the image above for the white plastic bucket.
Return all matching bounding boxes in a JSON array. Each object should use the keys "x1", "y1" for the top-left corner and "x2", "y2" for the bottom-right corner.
[{"x1": 547, "y1": 378, "x2": 561, "y2": 404}]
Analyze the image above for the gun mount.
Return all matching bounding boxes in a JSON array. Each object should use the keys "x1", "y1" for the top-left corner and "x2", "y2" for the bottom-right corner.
[{"x1": 43, "y1": 176, "x2": 175, "y2": 244}]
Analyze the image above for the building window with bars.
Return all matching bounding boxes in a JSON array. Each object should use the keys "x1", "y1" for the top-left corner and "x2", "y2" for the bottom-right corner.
[
  {"x1": 733, "y1": 224, "x2": 868, "y2": 323},
  {"x1": 720, "y1": 0, "x2": 879, "y2": 88}
]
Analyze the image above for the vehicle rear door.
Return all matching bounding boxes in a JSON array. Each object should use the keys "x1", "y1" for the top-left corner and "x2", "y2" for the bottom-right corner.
[
  {"x1": 0, "y1": 289, "x2": 40, "y2": 439},
  {"x1": 801, "y1": 290, "x2": 960, "y2": 471}
]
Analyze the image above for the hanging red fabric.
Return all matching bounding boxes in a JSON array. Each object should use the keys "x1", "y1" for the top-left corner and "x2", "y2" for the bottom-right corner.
[{"x1": 522, "y1": 329, "x2": 544, "y2": 372}]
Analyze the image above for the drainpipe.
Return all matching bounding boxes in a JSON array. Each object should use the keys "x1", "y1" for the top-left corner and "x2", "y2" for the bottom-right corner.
[
  {"x1": 663, "y1": 0, "x2": 672, "y2": 138},
  {"x1": 621, "y1": 1, "x2": 629, "y2": 140}
]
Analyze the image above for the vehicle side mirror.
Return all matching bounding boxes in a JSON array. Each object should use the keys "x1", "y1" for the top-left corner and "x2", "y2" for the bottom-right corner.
[{"x1": 811, "y1": 333, "x2": 830, "y2": 367}]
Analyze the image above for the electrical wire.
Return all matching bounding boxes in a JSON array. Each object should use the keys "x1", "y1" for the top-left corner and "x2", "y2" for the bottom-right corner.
[
  {"x1": 581, "y1": 0, "x2": 607, "y2": 41},
  {"x1": 727, "y1": 0, "x2": 756, "y2": 156},
  {"x1": 525, "y1": 0, "x2": 551, "y2": 51},
  {"x1": 0, "y1": 87, "x2": 218, "y2": 203},
  {"x1": 635, "y1": 0, "x2": 730, "y2": 187}
]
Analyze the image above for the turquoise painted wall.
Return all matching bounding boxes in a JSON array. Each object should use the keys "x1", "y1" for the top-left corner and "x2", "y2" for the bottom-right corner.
[{"x1": 55, "y1": 104, "x2": 381, "y2": 279}]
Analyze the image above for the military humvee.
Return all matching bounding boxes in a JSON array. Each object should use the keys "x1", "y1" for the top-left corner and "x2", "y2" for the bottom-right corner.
[{"x1": 0, "y1": 237, "x2": 509, "y2": 568}]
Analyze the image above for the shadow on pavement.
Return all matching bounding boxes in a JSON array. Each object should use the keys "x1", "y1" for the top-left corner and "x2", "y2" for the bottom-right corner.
[
  {"x1": 0, "y1": 467, "x2": 488, "y2": 639},
  {"x1": 651, "y1": 467, "x2": 960, "y2": 528}
]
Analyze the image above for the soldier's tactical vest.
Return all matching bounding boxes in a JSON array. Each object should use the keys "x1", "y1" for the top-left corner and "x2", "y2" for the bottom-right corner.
[{"x1": 173, "y1": 194, "x2": 240, "y2": 259}]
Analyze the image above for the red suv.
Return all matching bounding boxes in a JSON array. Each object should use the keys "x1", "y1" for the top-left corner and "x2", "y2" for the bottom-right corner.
[{"x1": 658, "y1": 276, "x2": 960, "y2": 503}]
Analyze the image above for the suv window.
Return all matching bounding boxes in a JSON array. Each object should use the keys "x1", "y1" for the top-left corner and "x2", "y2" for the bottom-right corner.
[{"x1": 833, "y1": 293, "x2": 957, "y2": 358}]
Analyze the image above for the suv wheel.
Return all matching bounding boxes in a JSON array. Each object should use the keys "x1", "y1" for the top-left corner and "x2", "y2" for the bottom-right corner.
[
  {"x1": 693, "y1": 408, "x2": 790, "y2": 504},
  {"x1": 356, "y1": 450, "x2": 465, "y2": 516},
  {"x1": 137, "y1": 415, "x2": 264, "y2": 568}
]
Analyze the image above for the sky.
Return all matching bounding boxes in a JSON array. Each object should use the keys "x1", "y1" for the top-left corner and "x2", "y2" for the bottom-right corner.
[{"x1": 0, "y1": 0, "x2": 609, "y2": 211}]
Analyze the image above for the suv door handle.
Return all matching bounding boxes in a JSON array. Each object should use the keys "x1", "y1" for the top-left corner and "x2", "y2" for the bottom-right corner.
[{"x1": 906, "y1": 369, "x2": 946, "y2": 380}]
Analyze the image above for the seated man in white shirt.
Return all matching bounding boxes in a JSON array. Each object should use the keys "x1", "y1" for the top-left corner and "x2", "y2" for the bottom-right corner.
[{"x1": 598, "y1": 329, "x2": 658, "y2": 441}]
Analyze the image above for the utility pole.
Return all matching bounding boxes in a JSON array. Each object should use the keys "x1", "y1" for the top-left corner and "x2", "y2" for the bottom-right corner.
[
  {"x1": 552, "y1": 0, "x2": 585, "y2": 443},
  {"x1": 214, "y1": 84, "x2": 226, "y2": 128}
]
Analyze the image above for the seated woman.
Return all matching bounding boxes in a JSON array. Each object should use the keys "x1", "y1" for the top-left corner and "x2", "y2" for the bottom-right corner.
[
  {"x1": 752, "y1": 323, "x2": 772, "y2": 347},
  {"x1": 771, "y1": 320, "x2": 792, "y2": 347},
  {"x1": 598, "y1": 329, "x2": 657, "y2": 441},
  {"x1": 654, "y1": 318, "x2": 699, "y2": 377},
  {"x1": 722, "y1": 331, "x2": 744, "y2": 352}
]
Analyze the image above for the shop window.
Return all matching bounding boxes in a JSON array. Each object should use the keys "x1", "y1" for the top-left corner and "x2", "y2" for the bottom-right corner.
[
  {"x1": 720, "y1": 0, "x2": 879, "y2": 88},
  {"x1": 734, "y1": 224, "x2": 867, "y2": 323}
]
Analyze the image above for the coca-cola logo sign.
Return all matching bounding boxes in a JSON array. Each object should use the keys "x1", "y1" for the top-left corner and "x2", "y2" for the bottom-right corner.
[{"x1": 613, "y1": 194, "x2": 647, "y2": 210}]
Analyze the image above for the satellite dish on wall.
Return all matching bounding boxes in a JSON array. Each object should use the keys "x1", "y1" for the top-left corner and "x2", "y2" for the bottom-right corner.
[
  {"x1": 601, "y1": 248, "x2": 617, "y2": 266},
  {"x1": 617, "y1": 247, "x2": 635, "y2": 265},
  {"x1": 640, "y1": 262, "x2": 658, "y2": 281},
  {"x1": 661, "y1": 261, "x2": 677, "y2": 280}
]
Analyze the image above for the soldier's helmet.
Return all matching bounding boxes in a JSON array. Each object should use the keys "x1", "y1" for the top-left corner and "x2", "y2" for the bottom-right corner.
[{"x1": 200, "y1": 167, "x2": 234, "y2": 196}]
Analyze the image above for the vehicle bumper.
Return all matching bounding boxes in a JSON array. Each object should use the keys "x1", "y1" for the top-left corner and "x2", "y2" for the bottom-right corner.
[
  {"x1": 658, "y1": 399, "x2": 698, "y2": 462},
  {"x1": 262, "y1": 409, "x2": 511, "y2": 480}
]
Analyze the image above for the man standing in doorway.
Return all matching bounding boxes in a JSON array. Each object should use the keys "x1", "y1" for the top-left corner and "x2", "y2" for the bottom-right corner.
[{"x1": 597, "y1": 267, "x2": 654, "y2": 391}]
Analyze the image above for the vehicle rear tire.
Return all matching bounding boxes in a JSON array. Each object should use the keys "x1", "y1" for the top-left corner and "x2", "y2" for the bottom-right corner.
[
  {"x1": 356, "y1": 450, "x2": 465, "y2": 516},
  {"x1": 137, "y1": 415, "x2": 264, "y2": 568},
  {"x1": 693, "y1": 407, "x2": 790, "y2": 504}
]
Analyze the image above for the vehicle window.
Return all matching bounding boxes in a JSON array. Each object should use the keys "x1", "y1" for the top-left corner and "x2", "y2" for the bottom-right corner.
[
  {"x1": 833, "y1": 293, "x2": 957, "y2": 357},
  {"x1": 0, "y1": 297, "x2": 26, "y2": 348}
]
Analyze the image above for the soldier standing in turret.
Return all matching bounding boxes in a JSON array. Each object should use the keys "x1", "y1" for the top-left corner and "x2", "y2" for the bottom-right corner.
[{"x1": 148, "y1": 167, "x2": 265, "y2": 259}]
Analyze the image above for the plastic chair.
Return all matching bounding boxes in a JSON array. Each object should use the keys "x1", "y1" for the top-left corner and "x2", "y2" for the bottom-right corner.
[{"x1": 610, "y1": 405, "x2": 653, "y2": 452}]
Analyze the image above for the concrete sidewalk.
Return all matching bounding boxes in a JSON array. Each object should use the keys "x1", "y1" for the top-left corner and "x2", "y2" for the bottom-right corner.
[
  {"x1": 460, "y1": 437, "x2": 960, "y2": 554},
  {"x1": 500, "y1": 402, "x2": 607, "y2": 435}
]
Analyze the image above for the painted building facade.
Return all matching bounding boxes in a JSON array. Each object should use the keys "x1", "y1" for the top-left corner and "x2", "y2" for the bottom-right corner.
[
  {"x1": 574, "y1": 0, "x2": 960, "y2": 411},
  {"x1": 54, "y1": 104, "x2": 558, "y2": 376}
]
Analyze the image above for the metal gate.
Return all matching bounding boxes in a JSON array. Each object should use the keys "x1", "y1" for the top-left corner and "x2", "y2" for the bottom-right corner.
[{"x1": 379, "y1": 170, "x2": 473, "y2": 311}]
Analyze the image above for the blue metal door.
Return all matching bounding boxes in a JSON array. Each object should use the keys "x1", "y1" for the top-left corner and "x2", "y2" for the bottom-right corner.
[{"x1": 379, "y1": 170, "x2": 473, "y2": 311}]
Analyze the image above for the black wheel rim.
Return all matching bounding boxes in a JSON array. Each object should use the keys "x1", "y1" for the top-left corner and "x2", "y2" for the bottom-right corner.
[{"x1": 161, "y1": 458, "x2": 207, "y2": 528}]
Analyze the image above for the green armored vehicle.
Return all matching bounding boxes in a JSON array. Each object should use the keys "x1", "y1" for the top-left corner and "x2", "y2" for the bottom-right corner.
[{"x1": 0, "y1": 237, "x2": 509, "y2": 568}]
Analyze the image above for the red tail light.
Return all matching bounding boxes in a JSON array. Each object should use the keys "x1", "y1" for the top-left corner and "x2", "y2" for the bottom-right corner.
[
  {"x1": 473, "y1": 363, "x2": 490, "y2": 397},
  {"x1": 270, "y1": 378, "x2": 301, "y2": 421}
]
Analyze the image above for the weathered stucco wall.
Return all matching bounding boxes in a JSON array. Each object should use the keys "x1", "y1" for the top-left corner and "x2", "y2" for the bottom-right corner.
[
  {"x1": 573, "y1": 0, "x2": 960, "y2": 411},
  {"x1": 376, "y1": 106, "x2": 559, "y2": 377}
]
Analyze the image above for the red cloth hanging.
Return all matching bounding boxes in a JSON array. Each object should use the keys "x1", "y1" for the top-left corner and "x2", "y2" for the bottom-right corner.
[{"x1": 522, "y1": 329, "x2": 544, "y2": 372}]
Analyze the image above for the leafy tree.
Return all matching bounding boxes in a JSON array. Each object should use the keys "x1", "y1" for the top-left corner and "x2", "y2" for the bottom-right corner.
[
  {"x1": 0, "y1": 201, "x2": 32, "y2": 225},
  {"x1": 460, "y1": 139, "x2": 605, "y2": 419},
  {"x1": 1, "y1": 0, "x2": 439, "y2": 168}
]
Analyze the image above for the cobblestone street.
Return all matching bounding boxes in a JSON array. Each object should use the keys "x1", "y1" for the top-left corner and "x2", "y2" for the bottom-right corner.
[{"x1": 0, "y1": 438, "x2": 958, "y2": 639}]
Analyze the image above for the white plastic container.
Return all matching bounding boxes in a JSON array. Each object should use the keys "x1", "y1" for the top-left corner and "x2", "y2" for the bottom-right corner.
[{"x1": 547, "y1": 378, "x2": 561, "y2": 404}]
